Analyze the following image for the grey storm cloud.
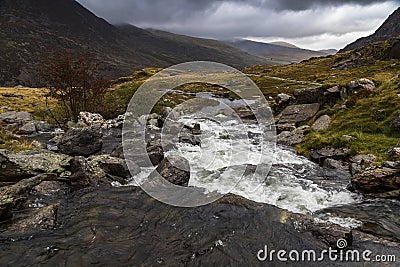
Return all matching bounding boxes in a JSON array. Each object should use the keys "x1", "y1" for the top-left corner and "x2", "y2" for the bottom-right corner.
[{"x1": 76, "y1": 0, "x2": 400, "y2": 49}]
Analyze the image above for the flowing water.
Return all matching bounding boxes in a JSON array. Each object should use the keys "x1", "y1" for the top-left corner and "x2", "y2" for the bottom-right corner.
[{"x1": 126, "y1": 110, "x2": 365, "y2": 228}]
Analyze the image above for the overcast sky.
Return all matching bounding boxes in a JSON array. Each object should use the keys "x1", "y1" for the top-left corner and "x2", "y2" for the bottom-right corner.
[{"x1": 76, "y1": 0, "x2": 400, "y2": 50}]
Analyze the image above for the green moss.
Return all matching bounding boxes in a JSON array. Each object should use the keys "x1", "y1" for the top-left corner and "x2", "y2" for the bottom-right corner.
[{"x1": 297, "y1": 79, "x2": 400, "y2": 162}]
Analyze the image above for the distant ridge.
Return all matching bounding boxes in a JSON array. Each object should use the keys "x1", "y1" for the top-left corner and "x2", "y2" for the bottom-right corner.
[
  {"x1": 227, "y1": 39, "x2": 329, "y2": 64},
  {"x1": 0, "y1": 0, "x2": 268, "y2": 86}
]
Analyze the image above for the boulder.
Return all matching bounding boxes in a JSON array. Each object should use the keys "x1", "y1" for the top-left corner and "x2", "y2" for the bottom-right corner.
[
  {"x1": 323, "y1": 158, "x2": 349, "y2": 173},
  {"x1": 152, "y1": 155, "x2": 190, "y2": 186},
  {"x1": 277, "y1": 103, "x2": 320, "y2": 126},
  {"x1": 162, "y1": 107, "x2": 180, "y2": 121},
  {"x1": 346, "y1": 78, "x2": 375, "y2": 95},
  {"x1": 89, "y1": 155, "x2": 139, "y2": 179},
  {"x1": 58, "y1": 126, "x2": 103, "y2": 157},
  {"x1": 78, "y1": 112, "x2": 104, "y2": 127},
  {"x1": 323, "y1": 86, "x2": 347, "y2": 106},
  {"x1": 0, "y1": 111, "x2": 32, "y2": 124},
  {"x1": 119, "y1": 138, "x2": 164, "y2": 167},
  {"x1": 276, "y1": 123, "x2": 296, "y2": 134},
  {"x1": 392, "y1": 112, "x2": 400, "y2": 129},
  {"x1": 349, "y1": 154, "x2": 376, "y2": 176},
  {"x1": 0, "y1": 173, "x2": 58, "y2": 219},
  {"x1": 277, "y1": 126, "x2": 309, "y2": 146},
  {"x1": 351, "y1": 167, "x2": 400, "y2": 196},
  {"x1": 17, "y1": 121, "x2": 37, "y2": 135},
  {"x1": 311, "y1": 115, "x2": 331, "y2": 131},
  {"x1": 0, "y1": 149, "x2": 71, "y2": 183},
  {"x1": 310, "y1": 147, "x2": 351, "y2": 164},
  {"x1": 293, "y1": 86, "x2": 322, "y2": 104},
  {"x1": 275, "y1": 93, "x2": 292, "y2": 110}
]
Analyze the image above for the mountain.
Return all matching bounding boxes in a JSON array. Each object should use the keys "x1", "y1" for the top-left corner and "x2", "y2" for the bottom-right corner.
[
  {"x1": 268, "y1": 41, "x2": 299, "y2": 49},
  {"x1": 341, "y1": 7, "x2": 400, "y2": 52},
  {"x1": 0, "y1": 0, "x2": 267, "y2": 86},
  {"x1": 318, "y1": 49, "x2": 337, "y2": 55},
  {"x1": 227, "y1": 39, "x2": 329, "y2": 64}
]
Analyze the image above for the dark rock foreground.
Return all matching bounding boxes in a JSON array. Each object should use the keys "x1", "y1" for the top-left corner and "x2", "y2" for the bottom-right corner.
[{"x1": 0, "y1": 186, "x2": 398, "y2": 266}]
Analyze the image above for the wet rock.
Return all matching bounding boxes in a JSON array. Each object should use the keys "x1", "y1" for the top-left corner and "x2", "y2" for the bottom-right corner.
[
  {"x1": 179, "y1": 124, "x2": 201, "y2": 146},
  {"x1": 311, "y1": 115, "x2": 331, "y2": 131},
  {"x1": 118, "y1": 138, "x2": 164, "y2": 167},
  {"x1": 162, "y1": 107, "x2": 180, "y2": 121},
  {"x1": 351, "y1": 167, "x2": 400, "y2": 195},
  {"x1": 89, "y1": 155, "x2": 139, "y2": 179},
  {"x1": 1, "y1": 186, "x2": 397, "y2": 266},
  {"x1": 67, "y1": 157, "x2": 108, "y2": 188},
  {"x1": 346, "y1": 78, "x2": 375, "y2": 95},
  {"x1": 31, "y1": 181, "x2": 68, "y2": 196},
  {"x1": 232, "y1": 106, "x2": 256, "y2": 120},
  {"x1": 78, "y1": 111, "x2": 104, "y2": 127},
  {"x1": 277, "y1": 126, "x2": 309, "y2": 146},
  {"x1": 323, "y1": 158, "x2": 349, "y2": 174},
  {"x1": 277, "y1": 103, "x2": 320, "y2": 126},
  {"x1": 0, "y1": 173, "x2": 58, "y2": 219},
  {"x1": 0, "y1": 149, "x2": 71, "y2": 183},
  {"x1": 58, "y1": 126, "x2": 103, "y2": 157},
  {"x1": 310, "y1": 147, "x2": 351, "y2": 165},
  {"x1": 293, "y1": 86, "x2": 322, "y2": 104},
  {"x1": 7, "y1": 204, "x2": 59, "y2": 233},
  {"x1": 152, "y1": 155, "x2": 190, "y2": 186}
]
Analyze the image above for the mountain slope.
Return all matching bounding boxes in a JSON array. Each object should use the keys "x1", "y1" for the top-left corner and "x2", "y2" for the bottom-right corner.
[
  {"x1": 227, "y1": 40, "x2": 328, "y2": 64},
  {"x1": 0, "y1": 0, "x2": 267, "y2": 86},
  {"x1": 341, "y1": 7, "x2": 400, "y2": 52}
]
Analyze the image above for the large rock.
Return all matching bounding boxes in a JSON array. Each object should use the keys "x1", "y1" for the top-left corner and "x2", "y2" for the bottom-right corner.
[
  {"x1": 0, "y1": 111, "x2": 32, "y2": 124},
  {"x1": 0, "y1": 149, "x2": 71, "y2": 183},
  {"x1": 346, "y1": 78, "x2": 375, "y2": 95},
  {"x1": 351, "y1": 167, "x2": 400, "y2": 196},
  {"x1": 277, "y1": 103, "x2": 320, "y2": 126},
  {"x1": 277, "y1": 126, "x2": 309, "y2": 146},
  {"x1": 153, "y1": 155, "x2": 190, "y2": 186},
  {"x1": 68, "y1": 155, "x2": 140, "y2": 188},
  {"x1": 323, "y1": 86, "x2": 347, "y2": 106},
  {"x1": 78, "y1": 112, "x2": 104, "y2": 127},
  {"x1": 293, "y1": 86, "x2": 322, "y2": 104},
  {"x1": 58, "y1": 126, "x2": 103, "y2": 157},
  {"x1": 0, "y1": 173, "x2": 58, "y2": 220},
  {"x1": 275, "y1": 93, "x2": 292, "y2": 110},
  {"x1": 115, "y1": 139, "x2": 164, "y2": 167},
  {"x1": 310, "y1": 147, "x2": 351, "y2": 165},
  {"x1": 311, "y1": 115, "x2": 331, "y2": 131}
]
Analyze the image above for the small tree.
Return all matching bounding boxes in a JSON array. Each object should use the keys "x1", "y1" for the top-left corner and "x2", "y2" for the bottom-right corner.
[{"x1": 39, "y1": 49, "x2": 110, "y2": 122}]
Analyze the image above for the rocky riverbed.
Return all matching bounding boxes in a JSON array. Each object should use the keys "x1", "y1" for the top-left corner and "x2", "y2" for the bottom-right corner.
[{"x1": 0, "y1": 87, "x2": 400, "y2": 266}]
